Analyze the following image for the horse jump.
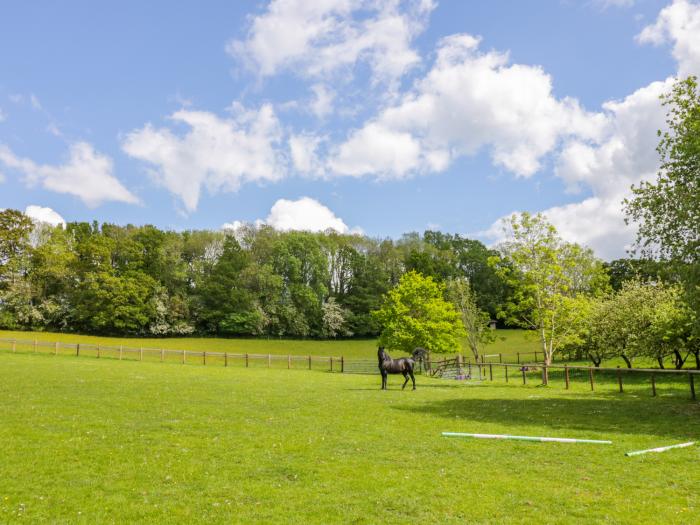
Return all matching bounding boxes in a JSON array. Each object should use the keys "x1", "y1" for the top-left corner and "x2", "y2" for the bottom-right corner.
[{"x1": 378, "y1": 347, "x2": 416, "y2": 390}]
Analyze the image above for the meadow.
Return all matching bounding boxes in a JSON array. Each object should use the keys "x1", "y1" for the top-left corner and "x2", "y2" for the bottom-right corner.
[
  {"x1": 0, "y1": 329, "x2": 539, "y2": 361},
  {"x1": 0, "y1": 350, "x2": 698, "y2": 524}
]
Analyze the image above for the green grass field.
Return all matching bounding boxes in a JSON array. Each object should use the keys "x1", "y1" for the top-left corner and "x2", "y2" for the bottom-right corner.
[
  {"x1": 1, "y1": 351, "x2": 698, "y2": 523},
  {"x1": 0, "y1": 328, "x2": 540, "y2": 361}
]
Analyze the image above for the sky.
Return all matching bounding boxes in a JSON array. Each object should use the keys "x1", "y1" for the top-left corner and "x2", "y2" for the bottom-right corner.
[{"x1": 0, "y1": 0, "x2": 698, "y2": 260}]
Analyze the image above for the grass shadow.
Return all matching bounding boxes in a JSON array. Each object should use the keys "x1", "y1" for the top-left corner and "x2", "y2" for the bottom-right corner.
[{"x1": 393, "y1": 394, "x2": 700, "y2": 440}]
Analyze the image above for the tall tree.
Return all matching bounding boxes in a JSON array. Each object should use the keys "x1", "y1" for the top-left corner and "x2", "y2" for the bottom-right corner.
[
  {"x1": 494, "y1": 212, "x2": 608, "y2": 365},
  {"x1": 625, "y1": 76, "x2": 700, "y2": 339},
  {"x1": 446, "y1": 277, "x2": 495, "y2": 360}
]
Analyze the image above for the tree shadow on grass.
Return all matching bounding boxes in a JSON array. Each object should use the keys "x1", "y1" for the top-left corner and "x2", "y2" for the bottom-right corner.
[{"x1": 393, "y1": 394, "x2": 700, "y2": 440}]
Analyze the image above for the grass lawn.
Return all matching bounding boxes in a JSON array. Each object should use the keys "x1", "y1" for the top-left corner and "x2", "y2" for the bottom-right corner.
[
  {"x1": 0, "y1": 328, "x2": 540, "y2": 361},
  {"x1": 0, "y1": 351, "x2": 698, "y2": 524}
]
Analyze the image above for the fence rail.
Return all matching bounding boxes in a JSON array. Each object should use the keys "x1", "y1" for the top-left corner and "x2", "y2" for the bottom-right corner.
[{"x1": 0, "y1": 337, "x2": 344, "y2": 372}]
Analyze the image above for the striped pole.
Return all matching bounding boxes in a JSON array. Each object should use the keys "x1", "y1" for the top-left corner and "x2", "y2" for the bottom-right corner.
[
  {"x1": 625, "y1": 442, "x2": 695, "y2": 457},
  {"x1": 441, "y1": 432, "x2": 612, "y2": 444}
]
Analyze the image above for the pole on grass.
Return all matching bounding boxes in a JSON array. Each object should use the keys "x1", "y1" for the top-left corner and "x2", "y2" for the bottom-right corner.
[
  {"x1": 308, "y1": 355, "x2": 312, "y2": 370},
  {"x1": 565, "y1": 365, "x2": 570, "y2": 390},
  {"x1": 589, "y1": 367, "x2": 595, "y2": 391},
  {"x1": 625, "y1": 442, "x2": 695, "y2": 457},
  {"x1": 505, "y1": 365, "x2": 509, "y2": 383},
  {"x1": 441, "y1": 432, "x2": 612, "y2": 444},
  {"x1": 225, "y1": 352, "x2": 228, "y2": 367}
]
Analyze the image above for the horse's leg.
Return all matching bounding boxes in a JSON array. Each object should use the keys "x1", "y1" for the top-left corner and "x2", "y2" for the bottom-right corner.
[
  {"x1": 381, "y1": 370, "x2": 387, "y2": 390},
  {"x1": 409, "y1": 367, "x2": 416, "y2": 390},
  {"x1": 401, "y1": 371, "x2": 409, "y2": 390}
]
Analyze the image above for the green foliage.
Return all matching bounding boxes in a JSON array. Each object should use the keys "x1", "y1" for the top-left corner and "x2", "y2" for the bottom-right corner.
[
  {"x1": 373, "y1": 270, "x2": 465, "y2": 354},
  {"x1": 584, "y1": 280, "x2": 694, "y2": 368},
  {"x1": 625, "y1": 76, "x2": 700, "y2": 344},
  {"x1": 494, "y1": 212, "x2": 608, "y2": 364}
]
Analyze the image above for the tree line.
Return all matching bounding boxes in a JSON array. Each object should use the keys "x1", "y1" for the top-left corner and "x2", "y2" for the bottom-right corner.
[{"x1": 0, "y1": 213, "x2": 509, "y2": 339}]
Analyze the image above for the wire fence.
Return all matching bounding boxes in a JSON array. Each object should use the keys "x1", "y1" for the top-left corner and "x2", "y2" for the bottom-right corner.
[{"x1": 0, "y1": 337, "x2": 344, "y2": 372}]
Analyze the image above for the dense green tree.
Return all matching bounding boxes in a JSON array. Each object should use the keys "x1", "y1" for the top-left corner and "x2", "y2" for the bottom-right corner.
[{"x1": 373, "y1": 270, "x2": 465, "y2": 355}]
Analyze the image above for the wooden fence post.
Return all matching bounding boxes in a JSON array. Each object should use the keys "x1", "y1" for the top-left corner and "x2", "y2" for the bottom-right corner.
[
  {"x1": 224, "y1": 352, "x2": 228, "y2": 367},
  {"x1": 589, "y1": 367, "x2": 595, "y2": 391},
  {"x1": 308, "y1": 355, "x2": 312, "y2": 370},
  {"x1": 499, "y1": 353, "x2": 503, "y2": 364},
  {"x1": 245, "y1": 353, "x2": 249, "y2": 368},
  {"x1": 534, "y1": 351, "x2": 537, "y2": 362},
  {"x1": 690, "y1": 373, "x2": 696, "y2": 401},
  {"x1": 651, "y1": 373, "x2": 656, "y2": 397},
  {"x1": 288, "y1": 355, "x2": 291, "y2": 369},
  {"x1": 203, "y1": 352, "x2": 207, "y2": 366},
  {"x1": 182, "y1": 350, "x2": 186, "y2": 364},
  {"x1": 617, "y1": 367, "x2": 623, "y2": 393},
  {"x1": 522, "y1": 367, "x2": 527, "y2": 385},
  {"x1": 268, "y1": 354, "x2": 271, "y2": 368},
  {"x1": 341, "y1": 356, "x2": 344, "y2": 373},
  {"x1": 140, "y1": 347, "x2": 143, "y2": 361},
  {"x1": 564, "y1": 365, "x2": 570, "y2": 390},
  {"x1": 489, "y1": 363, "x2": 493, "y2": 381},
  {"x1": 76, "y1": 343, "x2": 80, "y2": 357},
  {"x1": 97, "y1": 345, "x2": 100, "y2": 359},
  {"x1": 516, "y1": 352, "x2": 520, "y2": 364},
  {"x1": 330, "y1": 357, "x2": 333, "y2": 372},
  {"x1": 505, "y1": 365, "x2": 509, "y2": 383}
]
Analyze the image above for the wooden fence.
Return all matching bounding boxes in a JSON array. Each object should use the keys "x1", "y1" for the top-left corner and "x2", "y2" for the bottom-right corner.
[{"x1": 0, "y1": 337, "x2": 344, "y2": 372}]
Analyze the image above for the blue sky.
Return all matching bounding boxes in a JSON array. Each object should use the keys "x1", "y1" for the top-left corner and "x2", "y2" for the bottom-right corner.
[{"x1": 1, "y1": 0, "x2": 697, "y2": 259}]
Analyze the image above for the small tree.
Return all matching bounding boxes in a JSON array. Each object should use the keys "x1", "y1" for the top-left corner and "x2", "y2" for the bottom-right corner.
[
  {"x1": 321, "y1": 297, "x2": 351, "y2": 338},
  {"x1": 446, "y1": 277, "x2": 495, "y2": 360},
  {"x1": 493, "y1": 212, "x2": 608, "y2": 365},
  {"x1": 372, "y1": 271, "x2": 465, "y2": 355}
]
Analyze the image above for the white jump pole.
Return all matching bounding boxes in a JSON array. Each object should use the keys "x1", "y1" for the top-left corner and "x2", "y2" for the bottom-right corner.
[
  {"x1": 625, "y1": 441, "x2": 696, "y2": 457},
  {"x1": 442, "y1": 432, "x2": 612, "y2": 444}
]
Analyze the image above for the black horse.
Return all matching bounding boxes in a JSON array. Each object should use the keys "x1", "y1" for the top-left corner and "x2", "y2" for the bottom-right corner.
[{"x1": 378, "y1": 347, "x2": 416, "y2": 390}]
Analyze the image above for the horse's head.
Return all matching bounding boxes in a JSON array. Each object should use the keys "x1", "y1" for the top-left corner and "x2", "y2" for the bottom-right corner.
[{"x1": 378, "y1": 346, "x2": 389, "y2": 362}]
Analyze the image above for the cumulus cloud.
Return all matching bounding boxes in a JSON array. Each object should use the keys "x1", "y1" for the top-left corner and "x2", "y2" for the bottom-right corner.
[
  {"x1": 309, "y1": 83, "x2": 336, "y2": 119},
  {"x1": 24, "y1": 205, "x2": 66, "y2": 228},
  {"x1": 637, "y1": 0, "x2": 700, "y2": 77},
  {"x1": 483, "y1": 78, "x2": 673, "y2": 260},
  {"x1": 123, "y1": 104, "x2": 286, "y2": 212},
  {"x1": 329, "y1": 34, "x2": 606, "y2": 179},
  {"x1": 229, "y1": 0, "x2": 434, "y2": 84},
  {"x1": 289, "y1": 134, "x2": 325, "y2": 176},
  {"x1": 223, "y1": 197, "x2": 360, "y2": 234},
  {"x1": 0, "y1": 142, "x2": 138, "y2": 207}
]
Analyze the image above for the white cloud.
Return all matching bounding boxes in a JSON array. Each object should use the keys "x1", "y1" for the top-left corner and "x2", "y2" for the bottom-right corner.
[
  {"x1": 30, "y1": 94, "x2": 42, "y2": 110},
  {"x1": 593, "y1": 0, "x2": 635, "y2": 9},
  {"x1": 123, "y1": 104, "x2": 286, "y2": 212},
  {"x1": 637, "y1": 0, "x2": 700, "y2": 77},
  {"x1": 0, "y1": 171, "x2": 5, "y2": 183},
  {"x1": 289, "y1": 133, "x2": 324, "y2": 176},
  {"x1": 266, "y1": 197, "x2": 354, "y2": 232},
  {"x1": 0, "y1": 142, "x2": 138, "y2": 207},
  {"x1": 223, "y1": 197, "x2": 359, "y2": 234},
  {"x1": 24, "y1": 205, "x2": 66, "y2": 228},
  {"x1": 229, "y1": 0, "x2": 434, "y2": 84},
  {"x1": 483, "y1": 78, "x2": 673, "y2": 260},
  {"x1": 310, "y1": 83, "x2": 335, "y2": 118},
  {"x1": 330, "y1": 33, "x2": 606, "y2": 179}
]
